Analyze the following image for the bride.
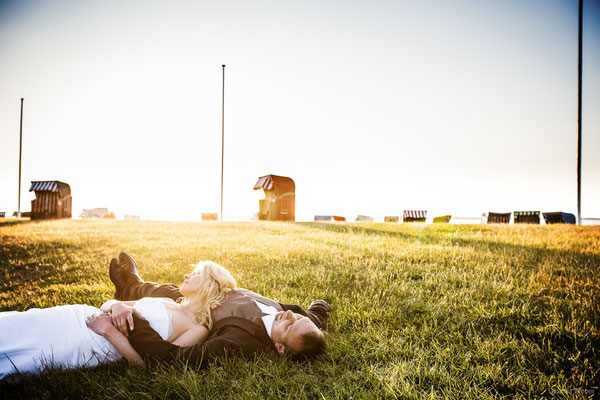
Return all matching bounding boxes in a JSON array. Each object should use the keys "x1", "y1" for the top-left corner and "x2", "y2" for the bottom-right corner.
[{"x1": 0, "y1": 261, "x2": 236, "y2": 380}]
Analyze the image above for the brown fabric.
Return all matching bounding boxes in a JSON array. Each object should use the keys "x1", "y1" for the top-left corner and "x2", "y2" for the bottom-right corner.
[
  {"x1": 121, "y1": 275, "x2": 182, "y2": 302},
  {"x1": 212, "y1": 289, "x2": 283, "y2": 327}
]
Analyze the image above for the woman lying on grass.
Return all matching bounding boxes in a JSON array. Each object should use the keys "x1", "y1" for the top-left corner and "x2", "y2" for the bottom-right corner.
[{"x1": 0, "y1": 261, "x2": 235, "y2": 381}]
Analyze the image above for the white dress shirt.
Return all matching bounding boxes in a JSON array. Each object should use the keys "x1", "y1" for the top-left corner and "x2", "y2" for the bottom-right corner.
[{"x1": 253, "y1": 300, "x2": 278, "y2": 338}]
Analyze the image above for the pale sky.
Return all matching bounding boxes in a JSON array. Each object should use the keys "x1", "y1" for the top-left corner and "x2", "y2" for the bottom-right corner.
[{"x1": 1, "y1": 0, "x2": 599, "y2": 221}]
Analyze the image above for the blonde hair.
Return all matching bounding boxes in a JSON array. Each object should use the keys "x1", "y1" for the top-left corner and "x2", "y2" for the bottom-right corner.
[{"x1": 184, "y1": 261, "x2": 236, "y2": 330}]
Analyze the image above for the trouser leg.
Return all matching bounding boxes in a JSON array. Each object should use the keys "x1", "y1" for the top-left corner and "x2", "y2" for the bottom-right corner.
[{"x1": 121, "y1": 275, "x2": 182, "y2": 302}]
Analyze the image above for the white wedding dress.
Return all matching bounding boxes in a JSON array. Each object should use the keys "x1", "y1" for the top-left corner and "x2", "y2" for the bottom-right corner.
[{"x1": 0, "y1": 297, "x2": 172, "y2": 380}]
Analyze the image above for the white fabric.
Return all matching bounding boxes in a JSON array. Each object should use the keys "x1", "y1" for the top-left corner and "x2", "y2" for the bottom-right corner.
[
  {"x1": 253, "y1": 299, "x2": 278, "y2": 338},
  {"x1": 0, "y1": 298, "x2": 173, "y2": 380},
  {"x1": 0, "y1": 305, "x2": 121, "y2": 380},
  {"x1": 261, "y1": 314, "x2": 276, "y2": 338},
  {"x1": 133, "y1": 298, "x2": 172, "y2": 340}
]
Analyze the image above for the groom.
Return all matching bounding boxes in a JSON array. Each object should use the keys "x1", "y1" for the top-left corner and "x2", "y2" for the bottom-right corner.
[{"x1": 109, "y1": 253, "x2": 329, "y2": 365}]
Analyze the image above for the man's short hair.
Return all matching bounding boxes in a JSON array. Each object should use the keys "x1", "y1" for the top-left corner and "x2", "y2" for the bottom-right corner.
[{"x1": 288, "y1": 329, "x2": 327, "y2": 361}]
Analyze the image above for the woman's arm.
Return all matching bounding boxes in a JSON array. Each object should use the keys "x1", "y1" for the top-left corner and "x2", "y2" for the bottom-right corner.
[
  {"x1": 171, "y1": 325, "x2": 209, "y2": 347},
  {"x1": 86, "y1": 313, "x2": 144, "y2": 366}
]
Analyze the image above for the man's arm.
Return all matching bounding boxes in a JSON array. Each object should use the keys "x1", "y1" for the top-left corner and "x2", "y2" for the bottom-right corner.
[{"x1": 128, "y1": 315, "x2": 267, "y2": 366}]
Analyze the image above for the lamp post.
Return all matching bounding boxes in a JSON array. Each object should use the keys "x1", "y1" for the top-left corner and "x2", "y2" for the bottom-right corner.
[
  {"x1": 577, "y1": 0, "x2": 583, "y2": 225},
  {"x1": 17, "y1": 98, "x2": 24, "y2": 218},
  {"x1": 221, "y1": 65, "x2": 225, "y2": 222}
]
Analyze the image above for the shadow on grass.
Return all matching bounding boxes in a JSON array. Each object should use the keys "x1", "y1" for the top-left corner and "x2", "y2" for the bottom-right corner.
[
  {"x1": 0, "y1": 240, "x2": 109, "y2": 293},
  {"x1": 0, "y1": 219, "x2": 32, "y2": 228}
]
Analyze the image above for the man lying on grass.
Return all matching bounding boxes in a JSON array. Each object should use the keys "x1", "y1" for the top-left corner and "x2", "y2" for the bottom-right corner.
[{"x1": 91, "y1": 253, "x2": 329, "y2": 366}]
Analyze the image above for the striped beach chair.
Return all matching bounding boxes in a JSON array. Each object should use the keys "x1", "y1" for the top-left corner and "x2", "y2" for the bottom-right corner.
[
  {"x1": 514, "y1": 211, "x2": 540, "y2": 224},
  {"x1": 403, "y1": 210, "x2": 427, "y2": 223}
]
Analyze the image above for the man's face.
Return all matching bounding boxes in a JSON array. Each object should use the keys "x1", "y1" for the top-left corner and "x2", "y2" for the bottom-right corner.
[{"x1": 271, "y1": 310, "x2": 320, "y2": 356}]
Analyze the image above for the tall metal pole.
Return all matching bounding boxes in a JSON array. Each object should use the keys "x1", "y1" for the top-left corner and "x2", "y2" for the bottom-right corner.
[
  {"x1": 221, "y1": 65, "x2": 225, "y2": 222},
  {"x1": 577, "y1": 0, "x2": 583, "y2": 225},
  {"x1": 18, "y1": 98, "x2": 24, "y2": 218}
]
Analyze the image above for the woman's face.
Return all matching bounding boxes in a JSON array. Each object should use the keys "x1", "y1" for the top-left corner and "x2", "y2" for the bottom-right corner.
[{"x1": 180, "y1": 266, "x2": 205, "y2": 296}]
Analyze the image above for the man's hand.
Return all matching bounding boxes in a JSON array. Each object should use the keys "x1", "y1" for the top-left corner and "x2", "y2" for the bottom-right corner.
[
  {"x1": 86, "y1": 312, "x2": 116, "y2": 336},
  {"x1": 110, "y1": 302, "x2": 134, "y2": 335}
]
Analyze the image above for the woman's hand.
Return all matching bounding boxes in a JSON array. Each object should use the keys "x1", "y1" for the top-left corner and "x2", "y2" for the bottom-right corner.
[
  {"x1": 86, "y1": 312, "x2": 116, "y2": 336},
  {"x1": 110, "y1": 303, "x2": 135, "y2": 335}
]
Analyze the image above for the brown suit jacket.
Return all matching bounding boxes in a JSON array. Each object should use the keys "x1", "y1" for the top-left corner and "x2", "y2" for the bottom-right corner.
[{"x1": 128, "y1": 289, "x2": 328, "y2": 366}]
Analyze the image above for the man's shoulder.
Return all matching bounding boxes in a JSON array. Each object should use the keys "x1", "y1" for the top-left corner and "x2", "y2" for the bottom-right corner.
[
  {"x1": 222, "y1": 288, "x2": 251, "y2": 299},
  {"x1": 232, "y1": 288, "x2": 282, "y2": 309},
  {"x1": 232, "y1": 287, "x2": 268, "y2": 296},
  {"x1": 232, "y1": 287, "x2": 251, "y2": 295}
]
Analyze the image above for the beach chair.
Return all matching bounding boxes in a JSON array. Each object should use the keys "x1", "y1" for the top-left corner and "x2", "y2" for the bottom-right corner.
[
  {"x1": 514, "y1": 211, "x2": 540, "y2": 224},
  {"x1": 384, "y1": 216, "x2": 399, "y2": 223},
  {"x1": 202, "y1": 213, "x2": 218, "y2": 221},
  {"x1": 542, "y1": 212, "x2": 576, "y2": 224},
  {"x1": 355, "y1": 215, "x2": 373, "y2": 222},
  {"x1": 403, "y1": 210, "x2": 426, "y2": 223},
  {"x1": 314, "y1": 215, "x2": 332, "y2": 221},
  {"x1": 433, "y1": 215, "x2": 451, "y2": 223},
  {"x1": 487, "y1": 212, "x2": 511, "y2": 224},
  {"x1": 332, "y1": 216, "x2": 346, "y2": 222}
]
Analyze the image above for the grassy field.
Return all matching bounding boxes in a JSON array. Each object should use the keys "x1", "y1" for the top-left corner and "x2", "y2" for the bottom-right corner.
[{"x1": 0, "y1": 219, "x2": 598, "y2": 399}]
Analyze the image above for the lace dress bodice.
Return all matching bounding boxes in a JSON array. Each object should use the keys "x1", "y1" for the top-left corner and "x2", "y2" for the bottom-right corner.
[{"x1": 133, "y1": 297, "x2": 173, "y2": 340}]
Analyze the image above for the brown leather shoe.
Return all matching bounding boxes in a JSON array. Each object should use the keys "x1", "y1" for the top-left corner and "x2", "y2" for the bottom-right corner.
[
  {"x1": 109, "y1": 258, "x2": 126, "y2": 300},
  {"x1": 119, "y1": 252, "x2": 142, "y2": 282}
]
